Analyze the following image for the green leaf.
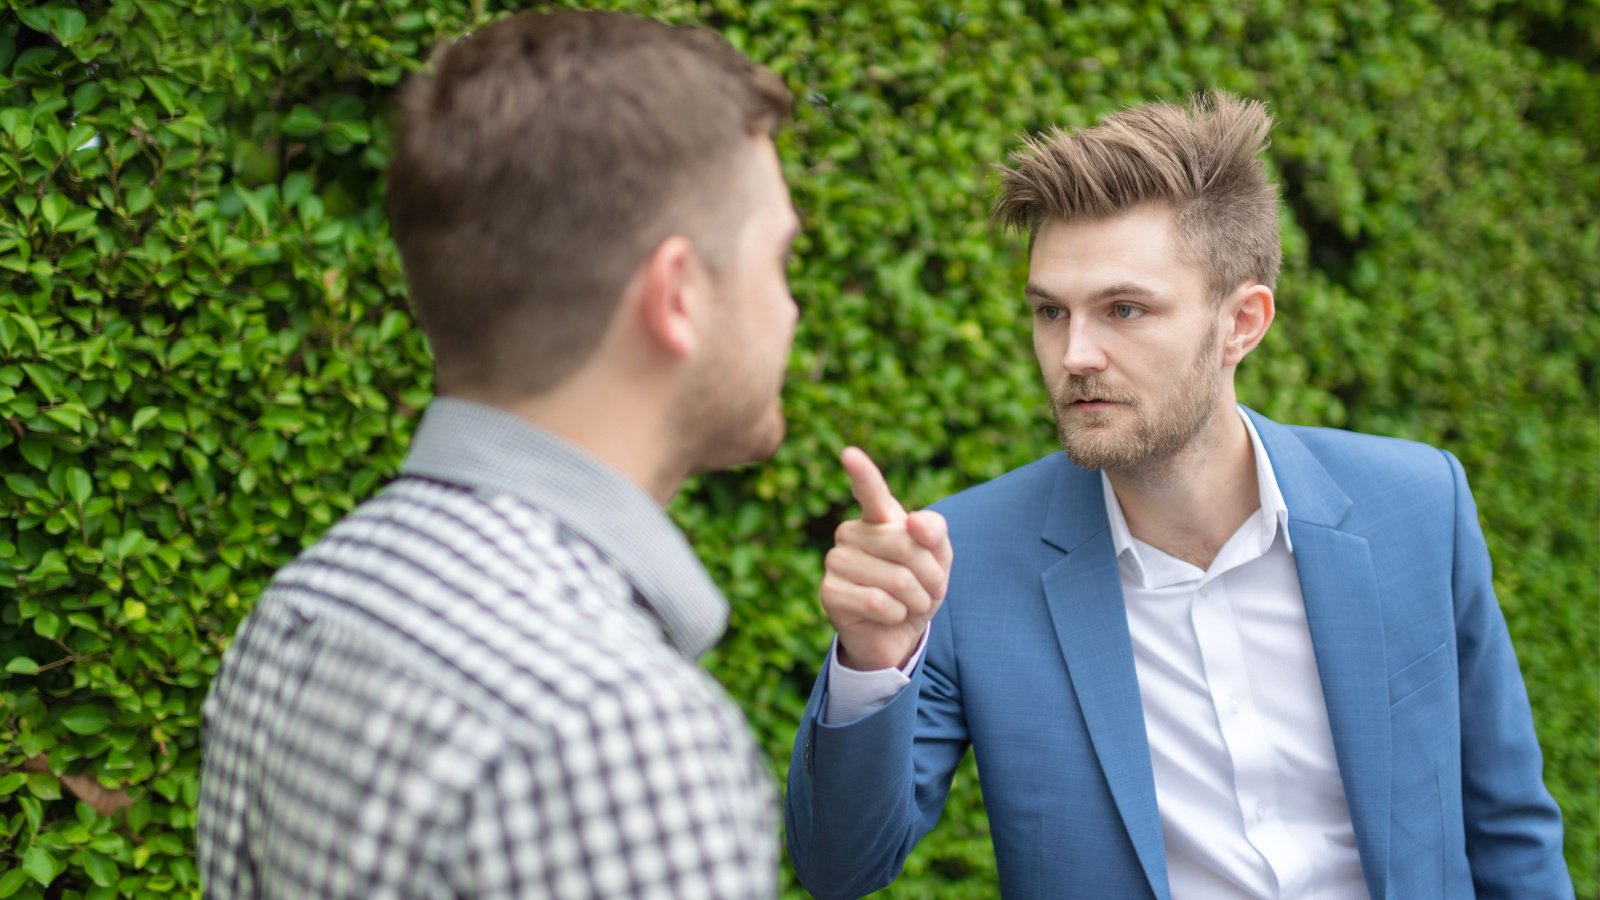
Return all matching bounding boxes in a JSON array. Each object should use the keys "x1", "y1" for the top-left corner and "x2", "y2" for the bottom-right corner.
[
  {"x1": 116, "y1": 529, "x2": 148, "y2": 559},
  {"x1": 14, "y1": 313, "x2": 41, "y2": 349},
  {"x1": 24, "y1": 773, "x2": 60, "y2": 800},
  {"x1": 43, "y1": 405, "x2": 83, "y2": 432},
  {"x1": 237, "y1": 185, "x2": 269, "y2": 229},
  {"x1": 40, "y1": 193, "x2": 70, "y2": 228},
  {"x1": 18, "y1": 795, "x2": 42, "y2": 835},
  {"x1": 82, "y1": 851, "x2": 118, "y2": 887},
  {"x1": 243, "y1": 431, "x2": 278, "y2": 463},
  {"x1": 20, "y1": 363, "x2": 57, "y2": 398},
  {"x1": 126, "y1": 799, "x2": 151, "y2": 833},
  {"x1": 282, "y1": 171, "x2": 313, "y2": 206},
  {"x1": 5, "y1": 472, "x2": 40, "y2": 498},
  {"x1": 56, "y1": 207, "x2": 97, "y2": 232},
  {"x1": 53, "y1": 7, "x2": 87, "y2": 42},
  {"x1": 0, "y1": 868, "x2": 27, "y2": 899},
  {"x1": 18, "y1": 439, "x2": 50, "y2": 470},
  {"x1": 67, "y1": 467, "x2": 92, "y2": 504},
  {"x1": 30, "y1": 551, "x2": 68, "y2": 579},
  {"x1": 71, "y1": 82, "x2": 104, "y2": 113},
  {"x1": 5, "y1": 657, "x2": 39, "y2": 674},
  {"x1": 21, "y1": 845, "x2": 54, "y2": 886},
  {"x1": 59, "y1": 705, "x2": 110, "y2": 735},
  {"x1": 141, "y1": 76, "x2": 181, "y2": 115},
  {"x1": 280, "y1": 104, "x2": 323, "y2": 137},
  {"x1": 124, "y1": 184, "x2": 154, "y2": 216},
  {"x1": 258, "y1": 407, "x2": 302, "y2": 431},
  {"x1": 0, "y1": 773, "x2": 25, "y2": 795},
  {"x1": 130, "y1": 405, "x2": 160, "y2": 431},
  {"x1": 15, "y1": 8, "x2": 51, "y2": 33},
  {"x1": 68, "y1": 612, "x2": 103, "y2": 634},
  {"x1": 32, "y1": 608, "x2": 61, "y2": 639}
]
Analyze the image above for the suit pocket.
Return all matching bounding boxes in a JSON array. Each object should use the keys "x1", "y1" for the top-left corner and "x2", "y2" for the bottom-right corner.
[{"x1": 1388, "y1": 641, "x2": 1450, "y2": 708}]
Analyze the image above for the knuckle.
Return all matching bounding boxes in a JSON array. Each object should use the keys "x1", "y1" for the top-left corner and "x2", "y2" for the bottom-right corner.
[{"x1": 891, "y1": 569, "x2": 917, "y2": 596}]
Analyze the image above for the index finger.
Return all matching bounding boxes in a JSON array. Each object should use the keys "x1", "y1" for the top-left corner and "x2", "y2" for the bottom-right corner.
[{"x1": 841, "y1": 446, "x2": 906, "y2": 525}]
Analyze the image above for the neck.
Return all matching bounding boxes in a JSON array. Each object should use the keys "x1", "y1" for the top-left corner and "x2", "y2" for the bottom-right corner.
[
  {"x1": 452, "y1": 376, "x2": 687, "y2": 506},
  {"x1": 1105, "y1": 405, "x2": 1260, "y2": 569}
]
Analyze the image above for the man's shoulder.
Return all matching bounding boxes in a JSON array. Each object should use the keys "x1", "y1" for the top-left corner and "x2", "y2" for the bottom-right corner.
[
  {"x1": 1267, "y1": 416, "x2": 1461, "y2": 494},
  {"x1": 1277, "y1": 418, "x2": 1441, "y2": 456},
  {"x1": 929, "y1": 451, "x2": 1076, "y2": 526},
  {"x1": 259, "y1": 475, "x2": 708, "y2": 721}
]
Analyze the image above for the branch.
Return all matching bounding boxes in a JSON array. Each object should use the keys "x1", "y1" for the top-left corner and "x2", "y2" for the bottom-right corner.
[{"x1": 23, "y1": 756, "x2": 133, "y2": 817}]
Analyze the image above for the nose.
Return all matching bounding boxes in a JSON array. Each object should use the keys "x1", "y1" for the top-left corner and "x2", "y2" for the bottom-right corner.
[{"x1": 1060, "y1": 319, "x2": 1108, "y2": 376}]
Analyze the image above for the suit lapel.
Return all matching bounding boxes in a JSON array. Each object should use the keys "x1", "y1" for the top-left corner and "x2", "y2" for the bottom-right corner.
[
  {"x1": 1040, "y1": 457, "x2": 1170, "y2": 900},
  {"x1": 1250, "y1": 411, "x2": 1391, "y2": 900}
]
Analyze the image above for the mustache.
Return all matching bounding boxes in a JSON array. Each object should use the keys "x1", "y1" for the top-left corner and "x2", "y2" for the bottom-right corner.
[{"x1": 1049, "y1": 377, "x2": 1138, "y2": 406}]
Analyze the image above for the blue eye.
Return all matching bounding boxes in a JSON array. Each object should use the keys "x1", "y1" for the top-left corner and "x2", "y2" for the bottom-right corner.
[
  {"x1": 1112, "y1": 303, "x2": 1143, "y2": 320},
  {"x1": 1037, "y1": 305, "x2": 1063, "y2": 321}
]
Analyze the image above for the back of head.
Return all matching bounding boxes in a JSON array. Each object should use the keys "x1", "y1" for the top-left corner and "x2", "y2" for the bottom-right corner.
[
  {"x1": 387, "y1": 10, "x2": 792, "y2": 396},
  {"x1": 994, "y1": 90, "x2": 1281, "y2": 302}
]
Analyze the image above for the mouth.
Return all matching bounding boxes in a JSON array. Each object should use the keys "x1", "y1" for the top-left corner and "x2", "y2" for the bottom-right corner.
[{"x1": 1067, "y1": 397, "x2": 1121, "y2": 409}]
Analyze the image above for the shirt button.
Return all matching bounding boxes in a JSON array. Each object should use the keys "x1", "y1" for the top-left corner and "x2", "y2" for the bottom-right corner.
[
  {"x1": 1256, "y1": 802, "x2": 1269, "y2": 821},
  {"x1": 1228, "y1": 697, "x2": 1241, "y2": 715}
]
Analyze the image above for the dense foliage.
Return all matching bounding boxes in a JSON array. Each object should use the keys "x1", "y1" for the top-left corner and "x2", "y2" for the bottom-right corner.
[{"x1": 0, "y1": 0, "x2": 1594, "y2": 896}]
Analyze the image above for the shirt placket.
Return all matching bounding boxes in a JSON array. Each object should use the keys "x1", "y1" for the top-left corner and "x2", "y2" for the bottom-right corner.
[{"x1": 1190, "y1": 573, "x2": 1312, "y2": 898}]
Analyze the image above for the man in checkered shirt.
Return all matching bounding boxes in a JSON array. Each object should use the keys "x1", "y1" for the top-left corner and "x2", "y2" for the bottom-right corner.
[{"x1": 197, "y1": 10, "x2": 800, "y2": 897}]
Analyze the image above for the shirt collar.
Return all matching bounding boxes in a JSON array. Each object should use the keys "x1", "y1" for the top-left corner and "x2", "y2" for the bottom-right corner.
[
  {"x1": 1101, "y1": 405, "x2": 1294, "y2": 578},
  {"x1": 399, "y1": 397, "x2": 729, "y2": 658}
]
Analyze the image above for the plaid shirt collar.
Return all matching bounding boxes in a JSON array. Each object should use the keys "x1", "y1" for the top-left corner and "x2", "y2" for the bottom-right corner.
[{"x1": 400, "y1": 396, "x2": 729, "y2": 658}]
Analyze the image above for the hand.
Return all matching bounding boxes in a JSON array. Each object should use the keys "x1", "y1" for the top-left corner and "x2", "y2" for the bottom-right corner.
[{"x1": 821, "y1": 446, "x2": 954, "y2": 671}]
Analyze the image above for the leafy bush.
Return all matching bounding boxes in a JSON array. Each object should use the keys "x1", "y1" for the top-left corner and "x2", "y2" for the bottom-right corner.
[{"x1": 1, "y1": 0, "x2": 1593, "y2": 897}]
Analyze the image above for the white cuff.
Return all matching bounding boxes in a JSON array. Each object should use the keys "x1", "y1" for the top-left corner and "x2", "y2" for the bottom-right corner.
[{"x1": 821, "y1": 630, "x2": 930, "y2": 725}]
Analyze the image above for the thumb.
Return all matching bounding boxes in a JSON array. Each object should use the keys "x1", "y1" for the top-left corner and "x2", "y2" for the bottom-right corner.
[{"x1": 907, "y1": 509, "x2": 953, "y2": 582}]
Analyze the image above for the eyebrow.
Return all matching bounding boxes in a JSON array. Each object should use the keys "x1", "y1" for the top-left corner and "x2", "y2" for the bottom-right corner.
[{"x1": 1024, "y1": 282, "x2": 1162, "y2": 304}]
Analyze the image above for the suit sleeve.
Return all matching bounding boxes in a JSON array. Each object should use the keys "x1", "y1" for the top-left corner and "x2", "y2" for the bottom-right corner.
[
  {"x1": 1445, "y1": 450, "x2": 1573, "y2": 897},
  {"x1": 785, "y1": 605, "x2": 970, "y2": 900}
]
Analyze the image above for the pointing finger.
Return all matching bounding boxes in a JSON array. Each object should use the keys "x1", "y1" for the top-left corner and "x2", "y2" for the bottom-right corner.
[{"x1": 842, "y1": 446, "x2": 906, "y2": 525}]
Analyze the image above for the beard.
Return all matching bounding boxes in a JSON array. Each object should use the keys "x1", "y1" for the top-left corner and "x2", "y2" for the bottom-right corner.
[
  {"x1": 687, "y1": 393, "x2": 786, "y2": 471},
  {"x1": 1049, "y1": 320, "x2": 1223, "y2": 472},
  {"x1": 673, "y1": 336, "x2": 788, "y2": 473}
]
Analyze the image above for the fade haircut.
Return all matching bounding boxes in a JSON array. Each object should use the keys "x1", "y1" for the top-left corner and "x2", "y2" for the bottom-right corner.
[
  {"x1": 994, "y1": 90, "x2": 1280, "y2": 303},
  {"x1": 387, "y1": 10, "x2": 791, "y2": 395}
]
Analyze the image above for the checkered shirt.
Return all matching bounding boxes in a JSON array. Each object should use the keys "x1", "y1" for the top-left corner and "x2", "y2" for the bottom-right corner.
[{"x1": 197, "y1": 399, "x2": 777, "y2": 898}]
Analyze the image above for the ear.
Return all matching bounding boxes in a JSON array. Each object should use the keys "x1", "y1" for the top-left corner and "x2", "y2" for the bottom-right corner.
[
  {"x1": 632, "y1": 235, "x2": 707, "y2": 359},
  {"x1": 1221, "y1": 282, "x2": 1274, "y2": 366}
]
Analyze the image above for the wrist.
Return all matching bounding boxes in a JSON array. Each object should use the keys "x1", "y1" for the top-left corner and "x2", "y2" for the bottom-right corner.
[{"x1": 837, "y1": 632, "x2": 923, "y2": 672}]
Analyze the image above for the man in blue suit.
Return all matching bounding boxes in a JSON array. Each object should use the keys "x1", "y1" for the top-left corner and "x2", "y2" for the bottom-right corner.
[{"x1": 785, "y1": 92, "x2": 1571, "y2": 898}]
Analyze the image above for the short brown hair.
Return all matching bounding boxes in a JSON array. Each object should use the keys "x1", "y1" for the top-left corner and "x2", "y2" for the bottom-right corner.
[
  {"x1": 387, "y1": 11, "x2": 791, "y2": 395},
  {"x1": 994, "y1": 90, "x2": 1280, "y2": 301}
]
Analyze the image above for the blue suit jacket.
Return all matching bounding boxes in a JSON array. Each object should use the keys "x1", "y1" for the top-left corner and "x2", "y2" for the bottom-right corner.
[{"x1": 786, "y1": 412, "x2": 1570, "y2": 899}]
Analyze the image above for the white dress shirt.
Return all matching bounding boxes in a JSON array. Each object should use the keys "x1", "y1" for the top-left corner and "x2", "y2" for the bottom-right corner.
[{"x1": 826, "y1": 409, "x2": 1367, "y2": 898}]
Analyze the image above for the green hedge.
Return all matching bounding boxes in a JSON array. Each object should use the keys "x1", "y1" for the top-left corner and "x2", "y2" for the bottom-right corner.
[{"x1": 1, "y1": 0, "x2": 1594, "y2": 896}]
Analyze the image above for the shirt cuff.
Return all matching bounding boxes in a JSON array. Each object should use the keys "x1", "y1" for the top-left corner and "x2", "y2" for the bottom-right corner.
[{"x1": 821, "y1": 629, "x2": 930, "y2": 725}]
